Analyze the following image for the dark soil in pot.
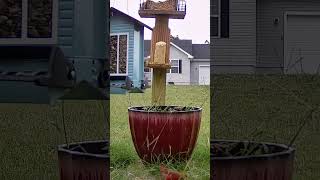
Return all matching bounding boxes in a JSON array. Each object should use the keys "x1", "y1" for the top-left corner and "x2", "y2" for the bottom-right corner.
[
  {"x1": 211, "y1": 140, "x2": 295, "y2": 180},
  {"x1": 58, "y1": 140, "x2": 109, "y2": 180},
  {"x1": 133, "y1": 106, "x2": 200, "y2": 112},
  {"x1": 128, "y1": 106, "x2": 202, "y2": 163}
]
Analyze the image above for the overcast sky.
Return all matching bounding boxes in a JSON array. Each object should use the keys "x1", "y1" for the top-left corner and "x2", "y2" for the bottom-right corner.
[{"x1": 110, "y1": 0, "x2": 210, "y2": 44}]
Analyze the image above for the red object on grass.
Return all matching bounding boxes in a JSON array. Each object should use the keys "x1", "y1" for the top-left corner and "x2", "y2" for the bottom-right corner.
[
  {"x1": 160, "y1": 164, "x2": 186, "y2": 180},
  {"x1": 128, "y1": 106, "x2": 202, "y2": 163}
]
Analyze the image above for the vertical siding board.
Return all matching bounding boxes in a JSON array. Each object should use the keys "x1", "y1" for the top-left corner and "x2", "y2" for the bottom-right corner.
[
  {"x1": 133, "y1": 30, "x2": 141, "y2": 88},
  {"x1": 58, "y1": 0, "x2": 74, "y2": 56},
  {"x1": 140, "y1": 28, "x2": 145, "y2": 86}
]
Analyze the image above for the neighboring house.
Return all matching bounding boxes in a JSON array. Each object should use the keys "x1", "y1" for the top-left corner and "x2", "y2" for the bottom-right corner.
[
  {"x1": 191, "y1": 44, "x2": 210, "y2": 85},
  {"x1": 211, "y1": 0, "x2": 320, "y2": 74},
  {"x1": 110, "y1": 7, "x2": 152, "y2": 93},
  {"x1": 144, "y1": 39, "x2": 210, "y2": 85}
]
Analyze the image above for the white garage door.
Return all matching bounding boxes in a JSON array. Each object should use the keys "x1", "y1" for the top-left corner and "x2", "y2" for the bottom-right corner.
[
  {"x1": 285, "y1": 14, "x2": 320, "y2": 74},
  {"x1": 199, "y1": 66, "x2": 210, "y2": 85}
]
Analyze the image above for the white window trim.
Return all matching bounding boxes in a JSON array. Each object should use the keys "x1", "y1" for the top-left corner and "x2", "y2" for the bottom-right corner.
[
  {"x1": 144, "y1": 68, "x2": 151, "y2": 73},
  {"x1": 110, "y1": 32, "x2": 129, "y2": 76},
  {"x1": 0, "y1": 0, "x2": 58, "y2": 45},
  {"x1": 211, "y1": 0, "x2": 221, "y2": 38},
  {"x1": 168, "y1": 59, "x2": 180, "y2": 74}
]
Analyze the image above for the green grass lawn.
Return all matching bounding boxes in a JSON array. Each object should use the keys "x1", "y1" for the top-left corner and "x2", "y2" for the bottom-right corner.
[
  {"x1": 1, "y1": 75, "x2": 319, "y2": 180},
  {"x1": 110, "y1": 85, "x2": 210, "y2": 179},
  {"x1": 213, "y1": 75, "x2": 320, "y2": 180},
  {"x1": 0, "y1": 100, "x2": 108, "y2": 180}
]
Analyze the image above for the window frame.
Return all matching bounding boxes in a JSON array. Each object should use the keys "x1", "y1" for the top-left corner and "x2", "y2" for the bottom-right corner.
[
  {"x1": 144, "y1": 57, "x2": 151, "y2": 73},
  {"x1": 211, "y1": 0, "x2": 229, "y2": 39},
  {"x1": 168, "y1": 59, "x2": 181, "y2": 74},
  {"x1": 110, "y1": 32, "x2": 129, "y2": 76},
  {"x1": 211, "y1": 0, "x2": 221, "y2": 38},
  {"x1": 144, "y1": 67, "x2": 151, "y2": 73},
  {"x1": 0, "y1": 0, "x2": 58, "y2": 45}
]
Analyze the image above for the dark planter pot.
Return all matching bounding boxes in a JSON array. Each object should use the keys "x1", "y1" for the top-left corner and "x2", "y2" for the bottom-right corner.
[
  {"x1": 128, "y1": 106, "x2": 202, "y2": 163},
  {"x1": 58, "y1": 140, "x2": 109, "y2": 180},
  {"x1": 211, "y1": 140, "x2": 295, "y2": 180}
]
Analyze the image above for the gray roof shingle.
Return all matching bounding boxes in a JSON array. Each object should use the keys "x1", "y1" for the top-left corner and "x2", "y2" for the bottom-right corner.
[
  {"x1": 192, "y1": 44, "x2": 210, "y2": 59},
  {"x1": 171, "y1": 39, "x2": 193, "y2": 55}
]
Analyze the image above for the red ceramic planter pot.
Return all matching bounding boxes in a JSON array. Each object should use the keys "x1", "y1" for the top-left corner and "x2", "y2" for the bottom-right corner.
[
  {"x1": 211, "y1": 140, "x2": 295, "y2": 180},
  {"x1": 128, "y1": 106, "x2": 202, "y2": 163},
  {"x1": 58, "y1": 140, "x2": 109, "y2": 180}
]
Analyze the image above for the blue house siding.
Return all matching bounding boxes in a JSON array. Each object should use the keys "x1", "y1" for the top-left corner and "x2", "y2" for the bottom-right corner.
[
  {"x1": 110, "y1": 16, "x2": 144, "y2": 88},
  {"x1": 111, "y1": 16, "x2": 134, "y2": 78},
  {"x1": 133, "y1": 30, "x2": 140, "y2": 88},
  {"x1": 139, "y1": 28, "x2": 145, "y2": 86},
  {"x1": 58, "y1": 0, "x2": 74, "y2": 56}
]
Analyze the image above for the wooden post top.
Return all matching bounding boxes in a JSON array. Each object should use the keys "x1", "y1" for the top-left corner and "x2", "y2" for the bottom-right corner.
[{"x1": 139, "y1": 0, "x2": 186, "y2": 19}]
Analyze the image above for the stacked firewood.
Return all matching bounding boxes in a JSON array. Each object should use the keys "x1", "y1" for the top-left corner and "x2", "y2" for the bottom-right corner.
[
  {"x1": 110, "y1": 36, "x2": 118, "y2": 74},
  {"x1": 0, "y1": 0, "x2": 22, "y2": 38},
  {"x1": 118, "y1": 35, "x2": 127, "y2": 74},
  {"x1": 0, "y1": 0, "x2": 52, "y2": 38},
  {"x1": 110, "y1": 35, "x2": 128, "y2": 74},
  {"x1": 27, "y1": 0, "x2": 53, "y2": 38},
  {"x1": 143, "y1": 0, "x2": 177, "y2": 11}
]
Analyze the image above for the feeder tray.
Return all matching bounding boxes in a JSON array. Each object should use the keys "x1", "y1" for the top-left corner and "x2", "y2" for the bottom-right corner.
[
  {"x1": 139, "y1": 0, "x2": 186, "y2": 19},
  {"x1": 145, "y1": 57, "x2": 171, "y2": 69},
  {"x1": 144, "y1": 0, "x2": 177, "y2": 11}
]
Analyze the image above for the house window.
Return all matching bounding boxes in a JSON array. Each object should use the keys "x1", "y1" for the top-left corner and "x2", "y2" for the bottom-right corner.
[
  {"x1": 211, "y1": 0, "x2": 229, "y2": 38},
  {"x1": 177, "y1": 0, "x2": 186, "y2": 11},
  {"x1": 0, "y1": 0, "x2": 58, "y2": 44},
  {"x1": 144, "y1": 67, "x2": 150, "y2": 73},
  {"x1": 144, "y1": 59, "x2": 150, "y2": 72},
  {"x1": 110, "y1": 33, "x2": 128, "y2": 75},
  {"x1": 167, "y1": 59, "x2": 182, "y2": 74}
]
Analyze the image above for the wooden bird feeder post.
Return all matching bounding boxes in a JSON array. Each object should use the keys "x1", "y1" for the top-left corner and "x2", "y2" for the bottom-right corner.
[
  {"x1": 128, "y1": 0, "x2": 201, "y2": 164},
  {"x1": 139, "y1": 0, "x2": 186, "y2": 105}
]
